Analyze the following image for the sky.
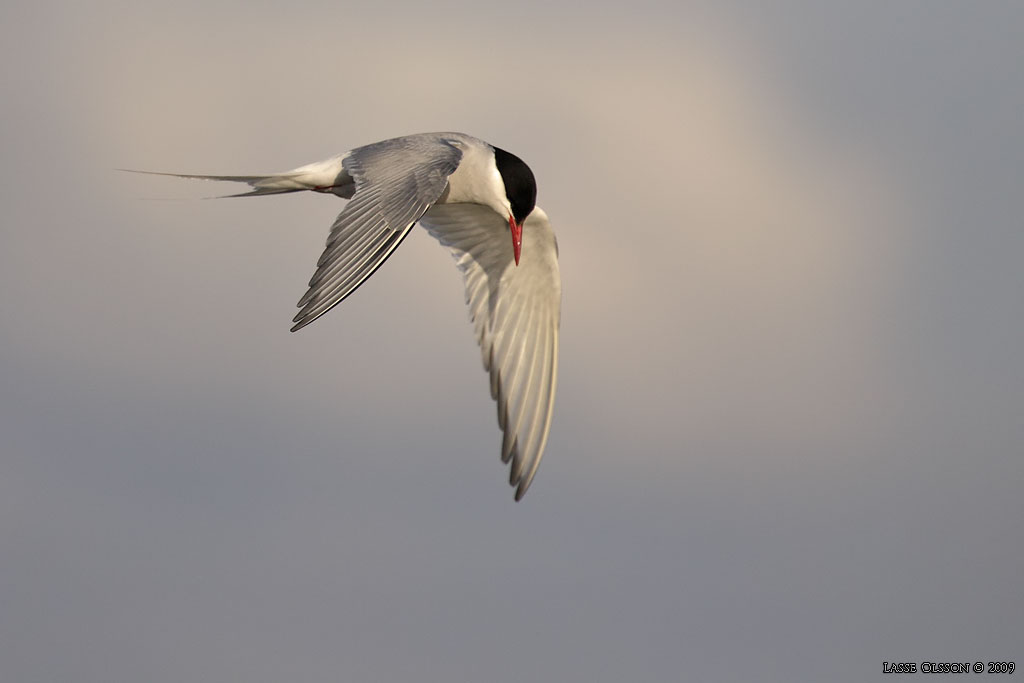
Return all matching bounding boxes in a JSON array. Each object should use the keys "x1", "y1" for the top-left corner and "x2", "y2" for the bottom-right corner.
[{"x1": 2, "y1": 2, "x2": 1022, "y2": 682}]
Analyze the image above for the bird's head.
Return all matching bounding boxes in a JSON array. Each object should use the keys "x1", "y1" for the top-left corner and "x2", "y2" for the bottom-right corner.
[{"x1": 493, "y1": 146, "x2": 537, "y2": 266}]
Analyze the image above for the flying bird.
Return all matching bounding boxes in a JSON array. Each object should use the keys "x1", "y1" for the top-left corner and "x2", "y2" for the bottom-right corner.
[{"x1": 133, "y1": 133, "x2": 560, "y2": 500}]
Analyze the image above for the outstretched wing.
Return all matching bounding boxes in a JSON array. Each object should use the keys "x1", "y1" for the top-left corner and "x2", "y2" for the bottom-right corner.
[
  {"x1": 291, "y1": 135, "x2": 464, "y2": 331},
  {"x1": 419, "y1": 204, "x2": 561, "y2": 500}
]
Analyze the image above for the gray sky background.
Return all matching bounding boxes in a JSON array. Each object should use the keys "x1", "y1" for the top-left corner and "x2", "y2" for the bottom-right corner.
[{"x1": 2, "y1": 2, "x2": 1021, "y2": 682}]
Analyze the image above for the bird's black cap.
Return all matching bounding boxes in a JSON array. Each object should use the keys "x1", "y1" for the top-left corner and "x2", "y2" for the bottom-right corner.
[{"x1": 493, "y1": 146, "x2": 537, "y2": 225}]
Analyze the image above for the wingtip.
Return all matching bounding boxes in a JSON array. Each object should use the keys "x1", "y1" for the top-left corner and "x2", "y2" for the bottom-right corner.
[
  {"x1": 514, "y1": 482, "x2": 529, "y2": 502},
  {"x1": 291, "y1": 307, "x2": 323, "y2": 332}
]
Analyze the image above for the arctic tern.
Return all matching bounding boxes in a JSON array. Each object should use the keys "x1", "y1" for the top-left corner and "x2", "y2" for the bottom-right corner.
[{"x1": 133, "y1": 132, "x2": 560, "y2": 500}]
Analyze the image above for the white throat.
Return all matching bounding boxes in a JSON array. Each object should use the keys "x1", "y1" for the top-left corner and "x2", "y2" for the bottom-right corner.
[{"x1": 439, "y1": 142, "x2": 511, "y2": 219}]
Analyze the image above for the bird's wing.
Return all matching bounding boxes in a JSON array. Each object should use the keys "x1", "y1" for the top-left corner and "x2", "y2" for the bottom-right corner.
[
  {"x1": 292, "y1": 136, "x2": 465, "y2": 331},
  {"x1": 419, "y1": 204, "x2": 561, "y2": 500}
]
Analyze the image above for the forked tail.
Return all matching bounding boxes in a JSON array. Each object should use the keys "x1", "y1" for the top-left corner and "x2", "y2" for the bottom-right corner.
[{"x1": 120, "y1": 155, "x2": 352, "y2": 198}]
